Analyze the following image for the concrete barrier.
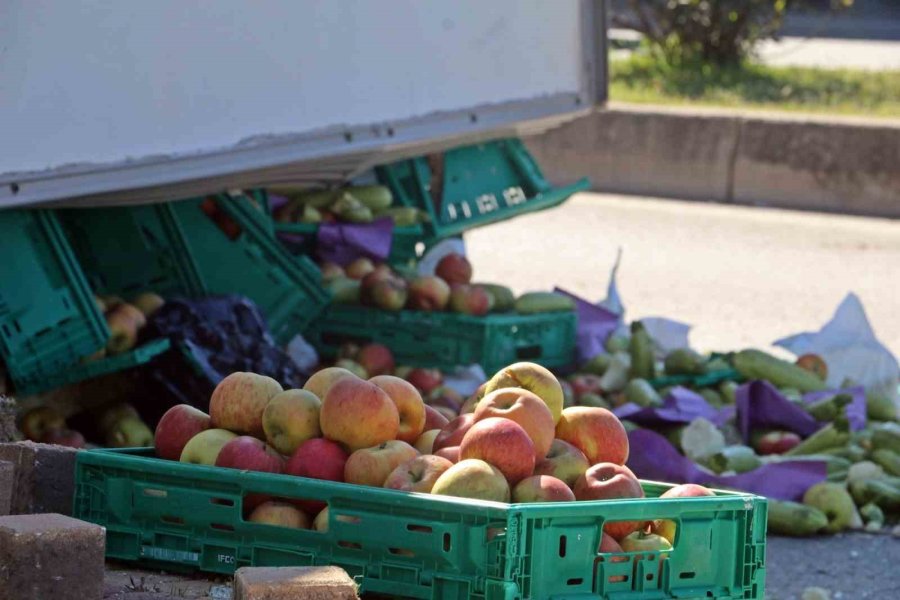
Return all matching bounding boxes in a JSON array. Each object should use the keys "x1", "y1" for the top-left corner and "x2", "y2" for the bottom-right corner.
[{"x1": 525, "y1": 104, "x2": 900, "y2": 219}]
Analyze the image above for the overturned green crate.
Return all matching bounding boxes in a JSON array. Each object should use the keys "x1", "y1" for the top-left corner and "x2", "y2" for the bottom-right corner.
[
  {"x1": 303, "y1": 305, "x2": 577, "y2": 375},
  {"x1": 74, "y1": 448, "x2": 766, "y2": 600}
]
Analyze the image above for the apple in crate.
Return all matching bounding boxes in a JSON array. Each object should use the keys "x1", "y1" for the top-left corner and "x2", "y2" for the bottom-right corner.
[
  {"x1": 285, "y1": 438, "x2": 349, "y2": 515},
  {"x1": 303, "y1": 366, "x2": 359, "y2": 400},
  {"x1": 320, "y1": 262, "x2": 345, "y2": 282},
  {"x1": 414, "y1": 430, "x2": 441, "y2": 454},
  {"x1": 555, "y1": 406, "x2": 629, "y2": 466},
  {"x1": 533, "y1": 439, "x2": 590, "y2": 489},
  {"x1": 406, "y1": 368, "x2": 443, "y2": 394},
  {"x1": 215, "y1": 436, "x2": 285, "y2": 473},
  {"x1": 209, "y1": 372, "x2": 283, "y2": 438},
  {"x1": 599, "y1": 532, "x2": 624, "y2": 553},
  {"x1": 179, "y1": 429, "x2": 238, "y2": 465},
  {"x1": 653, "y1": 483, "x2": 714, "y2": 544},
  {"x1": 42, "y1": 428, "x2": 86, "y2": 449},
  {"x1": 262, "y1": 389, "x2": 321, "y2": 455},
  {"x1": 423, "y1": 405, "x2": 450, "y2": 432},
  {"x1": 474, "y1": 388, "x2": 555, "y2": 460},
  {"x1": 248, "y1": 500, "x2": 310, "y2": 529},
  {"x1": 434, "y1": 446, "x2": 460, "y2": 463},
  {"x1": 130, "y1": 292, "x2": 165, "y2": 317},
  {"x1": 448, "y1": 285, "x2": 490, "y2": 316},
  {"x1": 344, "y1": 440, "x2": 419, "y2": 487},
  {"x1": 433, "y1": 413, "x2": 476, "y2": 452},
  {"x1": 370, "y1": 375, "x2": 426, "y2": 444},
  {"x1": 435, "y1": 252, "x2": 472, "y2": 286},
  {"x1": 459, "y1": 417, "x2": 536, "y2": 486},
  {"x1": 105, "y1": 306, "x2": 140, "y2": 355},
  {"x1": 371, "y1": 278, "x2": 408, "y2": 312},
  {"x1": 345, "y1": 257, "x2": 375, "y2": 280},
  {"x1": 154, "y1": 404, "x2": 212, "y2": 461},
  {"x1": 427, "y1": 386, "x2": 464, "y2": 414},
  {"x1": 320, "y1": 377, "x2": 399, "y2": 451},
  {"x1": 431, "y1": 459, "x2": 510, "y2": 502},
  {"x1": 384, "y1": 455, "x2": 454, "y2": 493},
  {"x1": 357, "y1": 343, "x2": 395, "y2": 377},
  {"x1": 484, "y1": 362, "x2": 564, "y2": 424},
  {"x1": 512, "y1": 475, "x2": 576, "y2": 503},
  {"x1": 575, "y1": 463, "x2": 645, "y2": 541},
  {"x1": 407, "y1": 276, "x2": 451, "y2": 311},
  {"x1": 620, "y1": 530, "x2": 673, "y2": 552}
]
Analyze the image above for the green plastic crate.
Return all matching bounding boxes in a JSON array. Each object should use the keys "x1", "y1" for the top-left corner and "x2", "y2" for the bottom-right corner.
[
  {"x1": 74, "y1": 448, "x2": 766, "y2": 599},
  {"x1": 648, "y1": 369, "x2": 742, "y2": 390},
  {"x1": 375, "y1": 138, "x2": 590, "y2": 242},
  {"x1": 304, "y1": 305, "x2": 577, "y2": 375},
  {"x1": 169, "y1": 194, "x2": 330, "y2": 344},
  {"x1": 0, "y1": 209, "x2": 110, "y2": 392}
]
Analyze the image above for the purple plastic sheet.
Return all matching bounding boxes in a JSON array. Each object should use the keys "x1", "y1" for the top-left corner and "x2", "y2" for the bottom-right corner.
[
  {"x1": 316, "y1": 218, "x2": 394, "y2": 266},
  {"x1": 553, "y1": 288, "x2": 619, "y2": 363},
  {"x1": 614, "y1": 387, "x2": 726, "y2": 427},
  {"x1": 268, "y1": 194, "x2": 290, "y2": 212},
  {"x1": 626, "y1": 429, "x2": 827, "y2": 501},
  {"x1": 803, "y1": 385, "x2": 867, "y2": 432}
]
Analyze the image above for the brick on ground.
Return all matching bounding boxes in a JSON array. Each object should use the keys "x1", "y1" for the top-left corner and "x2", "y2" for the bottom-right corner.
[
  {"x1": 234, "y1": 566, "x2": 358, "y2": 600},
  {"x1": 0, "y1": 440, "x2": 78, "y2": 515},
  {"x1": 0, "y1": 396, "x2": 17, "y2": 443},
  {"x1": 0, "y1": 513, "x2": 105, "y2": 600},
  {"x1": 0, "y1": 461, "x2": 13, "y2": 516}
]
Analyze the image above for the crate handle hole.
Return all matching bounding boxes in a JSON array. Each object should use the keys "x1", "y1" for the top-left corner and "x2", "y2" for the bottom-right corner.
[
  {"x1": 389, "y1": 547, "x2": 415, "y2": 557},
  {"x1": 609, "y1": 575, "x2": 628, "y2": 583},
  {"x1": 161, "y1": 515, "x2": 184, "y2": 525},
  {"x1": 338, "y1": 541, "x2": 362, "y2": 550},
  {"x1": 443, "y1": 533, "x2": 451, "y2": 552},
  {"x1": 516, "y1": 345, "x2": 542, "y2": 360},
  {"x1": 143, "y1": 488, "x2": 168, "y2": 498},
  {"x1": 486, "y1": 527, "x2": 505, "y2": 542},
  {"x1": 211, "y1": 523, "x2": 235, "y2": 532},
  {"x1": 210, "y1": 498, "x2": 234, "y2": 506},
  {"x1": 680, "y1": 572, "x2": 696, "y2": 580},
  {"x1": 558, "y1": 535, "x2": 567, "y2": 558},
  {"x1": 567, "y1": 578, "x2": 583, "y2": 586},
  {"x1": 335, "y1": 514, "x2": 361, "y2": 525},
  {"x1": 646, "y1": 573, "x2": 653, "y2": 581},
  {"x1": 407, "y1": 524, "x2": 432, "y2": 533}
]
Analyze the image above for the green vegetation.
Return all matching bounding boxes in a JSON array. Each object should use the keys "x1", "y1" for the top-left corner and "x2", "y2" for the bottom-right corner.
[{"x1": 611, "y1": 53, "x2": 900, "y2": 117}]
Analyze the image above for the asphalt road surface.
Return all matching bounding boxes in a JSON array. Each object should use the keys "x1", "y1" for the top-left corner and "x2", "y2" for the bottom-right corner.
[{"x1": 466, "y1": 193, "x2": 900, "y2": 358}]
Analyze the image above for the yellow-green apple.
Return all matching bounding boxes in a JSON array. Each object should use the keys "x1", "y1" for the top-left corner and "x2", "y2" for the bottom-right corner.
[
  {"x1": 459, "y1": 417, "x2": 536, "y2": 485},
  {"x1": 431, "y1": 459, "x2": 510, "y2": 502},
  {"x1": 320, "y1": 262, "x2": 345, "y2": 282},
  {"x1": 337, "y1": 342, "x2": 361, "y2": 360},
  {"x1": 344, "y1": 440, "x2": 419, "y2": 487},
  {"x1": 98, "y1": 294, "x2": 124, "y2": 312},
  {"x1": 383, "y1": 455, "x2": 454, "y2": 493},
  {"x1": 105, "y1": 306, "x2": 140, "y2": 354},
  {"x1": 357, "y1": 343, "x2": 395, "y2": 377},
  {"x1": 154, "y1": 404, "x2": 212, "y2": 460},
  {"x1": 179, "y1": 428, "x2": 238, "y2": 465},
  {"x1": 334, "y1": 359, "x2": 368, "y2": 379},
  {"x1": 303, "y1": 366, "x2": 358, "y2": 400},
  {"x1": 567, "y1": 374, "x2": 605, "y2": 400},
  {"x1": 312, "y1": 507, "x2": 361, "y2": 533},
  {"x1": 414, "y1": 429, "x2": 441, "y2": 454},
  {"x1": 114, "y1": 303, "x2": 147, "y2": 329},
  {"x1": 42, "y1": 428, "x2": 86, "y2": 448},
  {"x1": 448, "y1": 285, "x2": 490, "y2": 316},
  {"x1": 434, "y1": 446, "x2": 460, "y2": 463},
  {"x1": 345, "y1": 257, "x2": 375, "y2": 280},
  {"x1": 574, "y1": 463, "x2": 645, "y2": 540},
  {"x1": 512, "y1": 475, "x2": 576, "y2": 503},
  {"x1": 285, "y1": 437, "x2": 348, "y2": 514},
  {"x1": 653, "y1": 483, "x2": 715, "y2": 544},
  {"x1": 209, "y1": 371, "x2": 283, "y2": 437},
  {"x1": 369, "y1": 375, "x2": 426, "y2": 444},
  {"x1": 620, "y1": 530, "x2": 673, "y2": 552},
  {"x1": 579, "y1": 393, "x2": 610, "y2": 409},
  {"x1": 360, "y1": 265, "x2": 397, "y2": 304},
  {"x1": 320, "y1": 377, "x2": 399, "y2": 451},
  {"x1": 106, "y1": 417, "x2": 154, "y2": 447},
  {"x1": 20, "y1": 407, "x2": 65, "y2": 442},
  {"x1": 427, "y1": 386, "x2": 464, "y2": 414},
  {"x1": 599, "y1": 532, "x2": 624, "y2": 554},
  {"x1": 130, "y1": 292, "x2": 165, "y2": 317},
  {"x1": 407, "y1": 276, "x2": 451, "y2": 311},
  {"x1": 484, "y1": 362, "x2": 564, "y2": 423},
  {"x1": 262, "y1": 389, "x2": 322, "y2": 455},
  {"x1": 423, "y1": 405, "x2": 450, "y2": 431},
  {"x1": 474, "y1": 388, "x2": 555, "y2": 460},
  {"x1": 555, "y1": 406, "x2": 629, "y2": 466},
  {"x1": 433, "y1": 413, "x2": 476, "y2": 451},
  {"x1": 751, "y1": 430, "x2": 802, "y2": 455},
  {"x1": 435, "y1": 253, "x2": 472, "y2": 286},
  {"x1": 371, "y1": 278, "x2": 408, "y2": 312},
  {"x1": 533, "y1": 439, "x2": 591, "y2": 488},
  {"x1": 406, "y1": 368, "x2": 443, "y2": 394},
  {"x1": 248, "y1": 500, "x2": 310, "y2": 529}
]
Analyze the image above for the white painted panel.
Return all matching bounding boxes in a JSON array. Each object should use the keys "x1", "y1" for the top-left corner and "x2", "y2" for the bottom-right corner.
[{"x1": 1, "y1": 0, "x2": 584, "y2": 175}]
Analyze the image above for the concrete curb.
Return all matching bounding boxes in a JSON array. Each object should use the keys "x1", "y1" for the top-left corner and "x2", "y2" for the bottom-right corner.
[{"x1": 525, "y1": 103, "x2": 900, "y2": 219}]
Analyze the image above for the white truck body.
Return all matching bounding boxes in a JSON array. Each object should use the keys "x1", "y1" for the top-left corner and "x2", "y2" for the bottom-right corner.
[{"x1": 0, "y1": 0, "x2": 606, "y2": 208}]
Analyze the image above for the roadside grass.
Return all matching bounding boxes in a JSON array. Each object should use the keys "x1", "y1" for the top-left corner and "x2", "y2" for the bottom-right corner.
[{"x1": 610, "y1": 53, "x2": 900, "y2": 118}]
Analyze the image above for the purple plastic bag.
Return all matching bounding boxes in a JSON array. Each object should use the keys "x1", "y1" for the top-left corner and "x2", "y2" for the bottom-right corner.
[
  {"x1": 626, "y1": 429, "x2": 827, "y2": 501},
  {"x1": 614, "y1": 387, "x2": 726, "y2": 427},
  {"x1": 317, "y1": 218, "x2": 394, "y2": 266},
  {"x1": 553, "y1": 288, "x2": 619, "y2": 363},
  {"x1": 736, "y1": 380, "x2": 822, "y2": 443},
  {"x1": 803, "y1": 385, "x2": 867, "y2": 432}
]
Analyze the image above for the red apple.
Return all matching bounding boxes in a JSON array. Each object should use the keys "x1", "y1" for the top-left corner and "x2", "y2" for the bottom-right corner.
[
  {"x1": 369, "y1": 375, "x2": 426, "y2": 444},
  {"x1": 533, "y1": 439, "x2": 591, "y2": 489},
  {"x1": 345, "y1": 257, "x2": 375, "y2": 280},
  {"x1": 752, "y1": 430, "x2": 802, "y2": 455},
  {"x1": 512, "y1": 475, "x2": 576, "y2": 503},
  {"x1": 383, "y1": 455, "x2": 454, "y2": 493},
  {"x1": 371, "y1": 278, "x2": 408, "y2": 312},
  {"x1": 406, "y1": 368, "x2": 443, "y2": 394},
  {"x1": 433, "y1": 413, "x2": 475, "y2": 452},
  {"x1": 41, "y1": 428, "x2": 86, "y2": 449},
  {"x1": 435, "y1": 253, "x2": 473, "y2": 286},
  {"x1": 599, "y1": 532, "x2": 624, "y2": 553},
  {"x1": 796, "y1": 353, "x2": 828, "y2": 381},
  {"x1": 154, "y1": 404, "x2": 212, "y2": 461},
  {"x1": 209, "y1": 371, "x2": 284, "y2": 437},
  {"x1": 285, "y1": 437, "x2": 349, "y2": 514},
  {"x1": 423, "y1": 404, "x2": 450, "y2": 431},
  {"x1": 434, "y1": 446, "x2": 460, "y2": 463},
  {"x1": 414, "y1": 429, "x2": 441, "y2": 454},
  {"x1": 567, "y1": 374, "x2": 605, "y2": 400},
  {"x1": 574, "y1": 463, "x2": 645, "y2": 541},
  {"x1": 654, "y1": 483, "x2": 715, "y2": 544},
  {"x1": 448, "y1": 285, "x2": 490, "y2": 316},
  {"x1": 474, "y1": 388, "x2": 555, "y2": 460},
  {"x1": 320, "y1": 377, "x2": 399, "y2": 451},
  {"x1": 357, "y1": 343, "x2": 395, "y2": 377},
  {"x1": 555, "y1": 406, "x2": 629, "y2": 466},
  {"x1": 215, "y1": 435, "x2": 286, "y2": 512},
  {"x1": 459, "y1": 417, "x2": 536, "y2": 486},
  {"x1": 344, "y1": 440, "x2": 419, "y2": 487},
  {"x1": 407, "y1": 276, "x2": 451, "y2": 311},
  {"x1": 360, "y1": 264, "x2": 395, "y2": 299}
]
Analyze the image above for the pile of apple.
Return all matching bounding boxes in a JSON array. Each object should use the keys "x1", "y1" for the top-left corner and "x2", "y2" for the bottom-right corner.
[
  {"x1": 88, "y1": 292, "x2": 166, "y2": 359},
  {"x1": 154, "y1": 360, "x2": 710, "y2": 552}
]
